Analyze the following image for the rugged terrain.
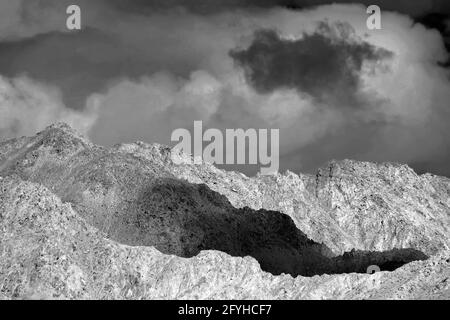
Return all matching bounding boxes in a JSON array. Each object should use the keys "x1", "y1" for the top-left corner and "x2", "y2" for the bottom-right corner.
[{"x1": 0, "y1": 123, "x2": 449, "y2": 299}]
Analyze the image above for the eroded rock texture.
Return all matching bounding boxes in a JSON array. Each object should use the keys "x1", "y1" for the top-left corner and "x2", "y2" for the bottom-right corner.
[{"x1": 0, "y1": 123, "x2": 449, "y2": 299}]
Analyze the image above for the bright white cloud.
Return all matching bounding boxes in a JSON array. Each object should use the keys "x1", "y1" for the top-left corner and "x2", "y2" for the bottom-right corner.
[{"x1": 0, "y1": 75, "x2": 97, "y2": 139}]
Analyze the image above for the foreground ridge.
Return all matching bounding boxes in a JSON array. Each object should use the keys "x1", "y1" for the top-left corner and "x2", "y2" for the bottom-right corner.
[{"x1": 0, "y1": 176, "x2": 449, "y2": 299}]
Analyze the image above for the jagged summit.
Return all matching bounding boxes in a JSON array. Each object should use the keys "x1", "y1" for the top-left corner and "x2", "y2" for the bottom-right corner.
[
  {"x1": 36, "y1": 122, "x2": 93, "y2": 145},
  {"x1": 0, "y1": 123, "x2": 449, "y2": 299},
  {"x1": 41, "y1": 121, "x2": 80, "y2": 134},
  {"x1": 14, "y1": 122, "x2": 431, "y2": 180}
]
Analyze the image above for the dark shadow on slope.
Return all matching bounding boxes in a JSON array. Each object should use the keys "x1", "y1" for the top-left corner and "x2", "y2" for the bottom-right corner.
[
  {"x1": 126, "y1": 178, "x2": 428, "y2": 277},
  {"x1": 328, "y1": 248, "x2": 428, "y2": 274}
]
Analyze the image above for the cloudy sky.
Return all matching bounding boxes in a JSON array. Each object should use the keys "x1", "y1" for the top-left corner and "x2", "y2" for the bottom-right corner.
[{"x1": 0, "y1": 0, "x2": 449, "y2": 176}]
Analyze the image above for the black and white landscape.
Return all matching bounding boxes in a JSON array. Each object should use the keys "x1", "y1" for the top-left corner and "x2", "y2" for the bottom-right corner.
[
  {"x1": 0, "y1": 0, "x2": 449, "y2": 300},
  {"x1": 0, "y1": 123, "x2": 449, "y2": 299}
]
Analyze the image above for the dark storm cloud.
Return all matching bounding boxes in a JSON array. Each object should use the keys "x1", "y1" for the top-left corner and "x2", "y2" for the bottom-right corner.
[
  {"x1": 108, "y1": 0, "x2": 282, "y2": 14},
  {"x1": 230, "y1": 23, "x2": 393, "y2": 107},
  {"x1": 0, "y1": 29, "x2": 118, "y2": 110},
  {"x1": 0, "y1": 0, "x2": 445, "y2": 111},
  {"x1": 0, "y1": 26, "x2": 201, "y2": 110},
  {"x1": 108, "y1": 0, "x2": 450, "y2": 16},
  {"x1": 416, "y1": 13, "x2": 450, "y2": 67}
]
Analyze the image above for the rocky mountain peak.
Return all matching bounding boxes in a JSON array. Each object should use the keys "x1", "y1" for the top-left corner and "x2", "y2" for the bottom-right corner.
[{"x1": 0, "y1": 123, "x2": 449, "y2": 299}]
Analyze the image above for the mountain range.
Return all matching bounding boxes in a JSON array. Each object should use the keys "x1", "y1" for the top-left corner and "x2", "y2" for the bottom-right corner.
[{"x1": 0, "y1": 123, "x2": 448, "y2": 299}]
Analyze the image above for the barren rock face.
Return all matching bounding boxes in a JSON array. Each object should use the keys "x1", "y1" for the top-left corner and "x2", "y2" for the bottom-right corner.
[{"x1": 0, "y1": 123, "x2": 449, "y2": 299}]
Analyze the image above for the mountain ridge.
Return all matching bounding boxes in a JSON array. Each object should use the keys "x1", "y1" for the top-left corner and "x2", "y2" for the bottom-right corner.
[{"x1": 0, "y1": 123, "x2": 449, "y2": 299}]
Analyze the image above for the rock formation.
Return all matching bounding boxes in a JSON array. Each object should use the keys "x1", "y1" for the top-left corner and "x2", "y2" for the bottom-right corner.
[{"x1": 0, "y1": 123, "x2": 449, "y2": 299}]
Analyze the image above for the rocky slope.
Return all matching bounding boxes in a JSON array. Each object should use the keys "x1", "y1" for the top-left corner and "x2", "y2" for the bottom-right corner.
[{"x1": 0, "y1": 123, "x2": 449, "y2": 299}]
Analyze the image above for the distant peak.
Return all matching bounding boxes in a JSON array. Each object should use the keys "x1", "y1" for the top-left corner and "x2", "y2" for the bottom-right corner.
[
  {"x1": 42, "y1": 122, "x2": 81, "y2": 135},
  {"x1": 35, "y1": 122, "x2": 93, "y2": 148},
  {"x1": 317, "y1": 159, "x2": 418, "y2": 180}
]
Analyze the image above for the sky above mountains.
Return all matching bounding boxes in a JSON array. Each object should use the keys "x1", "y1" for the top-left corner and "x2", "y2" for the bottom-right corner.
[{"x1": 0, "y1": 0, "x2": 449, "y2": 176}]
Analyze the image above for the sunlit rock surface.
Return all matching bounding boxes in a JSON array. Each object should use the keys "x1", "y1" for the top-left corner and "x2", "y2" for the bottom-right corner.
[{"x1": 0, "y1": 123, "x2": 449, "y2": 299}]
